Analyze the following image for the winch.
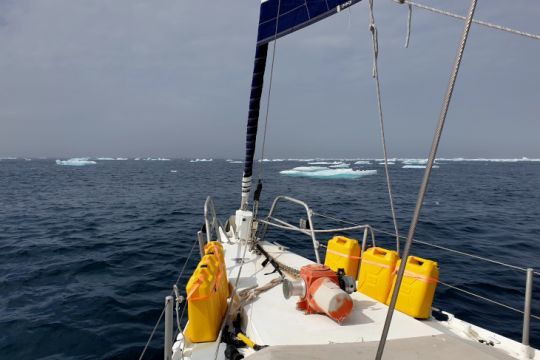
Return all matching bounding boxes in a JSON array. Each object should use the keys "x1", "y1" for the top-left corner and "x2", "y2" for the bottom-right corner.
[{"x1": 282, "y1": 264, "x2": 355, "y2": 323}]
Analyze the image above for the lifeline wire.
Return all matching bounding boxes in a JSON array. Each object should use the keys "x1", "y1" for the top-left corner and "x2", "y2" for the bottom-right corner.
[
  {"x1": 394, "y1": 0, "x2": 540, "y2": 41},
  {"x1": 376, "y1": 0, "x2": 479, "y2": 358},
  {"x1": 138, "y1": 237, "x2": 199, "y2": 360},
  {"x1": 367, "y1": 0, "x2": 401, "y2": 254}
]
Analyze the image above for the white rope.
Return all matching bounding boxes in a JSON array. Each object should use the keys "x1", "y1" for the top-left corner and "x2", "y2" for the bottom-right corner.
[
  {"x1": 367, "y1": 0, "x2": 401, "y2": 255},
  {"x1": 231, "y1": 277, "x2": 283, "y2": 316},
  {"x1": 394, "y1": 0, "x2": 540, "y2": 41}
]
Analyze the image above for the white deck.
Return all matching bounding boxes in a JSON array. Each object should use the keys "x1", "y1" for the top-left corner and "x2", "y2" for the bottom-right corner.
[
  {"x1": 176, "y1": 238, "x2": 537, "y2": 360},
  {"x1": 230, "y1": 242, "x2": 442, "y2": 345}
]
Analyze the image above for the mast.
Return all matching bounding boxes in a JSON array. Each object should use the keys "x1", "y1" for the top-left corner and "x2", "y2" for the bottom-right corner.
[
  {"x1": 239, "y1": 0, "x2": 363, "y2": 210},
  {"x1": 241, "y1": 43, "x2": 268, "y2": 210}
]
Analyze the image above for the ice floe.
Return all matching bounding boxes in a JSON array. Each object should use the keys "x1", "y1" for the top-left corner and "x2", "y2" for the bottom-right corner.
[
  {"x1": 56, "y1": 158, "x2": 96, "y2": 166},
  {"x1": 354, "y1": 160, "x2": 371, "y2": 165},
  {"x1": 280, "y1": 166, "x2": 377, "y2": 179},
  {"x1": 309, "y1": 161, "x2": 342, "y2": 165},
  {"x1": 146, "y1": 157, "x2": 171, "y2": 161},
  {"x1": 329, "y1": 163, "x2": 350, "y2": 168},
  {"x1": 190, "y1": 158, "x2": 212, "y2": 162},
  {"x1": 402, "y1": 164, "x2": 439, "y2": 169}
]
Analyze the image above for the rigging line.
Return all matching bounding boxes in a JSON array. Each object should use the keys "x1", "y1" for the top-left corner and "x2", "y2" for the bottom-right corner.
[
  {"x1": 376, "y1": 0, "x2": 479, "y2": 358},
  {"x1": 256, "y1": 0, "x2": 282, "y2": 183},
  {"x1": 367, "y1": 0, "x2": 401, "y2": 254},
  {"x1": 213, "y1": 239, "x2": 251, "y2": 360},
  {"x1": 394, "y1": 0, "x2": 540, "y2": 41},
  {"x1": 139, "y1": 236, "x2": 199, "y2": 360},
  {"x1": 138, "y1": 307, "x2": 165, "y2": 360},
  {"x1": 405, "y1": 3, "x2": 412, "y2": 47},
  {"x1": 313, "y1": 210, "x2": 538, "y2": 275},
  {"x1": 438, "y1": 280, "x2": 540, "y2": 321}
]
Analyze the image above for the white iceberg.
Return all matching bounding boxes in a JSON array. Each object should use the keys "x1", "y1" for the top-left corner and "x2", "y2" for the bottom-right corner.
[
  {"x1": 56, "y1": 158, "x2": 96, "y2": 166},
  {"x1": 281, "y1": 167, "x2": 377, "y2": 179},
  {"x1": 401, "y1": 159, "x2": 428, "y2": 165},
  {"x1": 329, "y1": 163, "x2": 350, "y2": 168},
  {"x1": 190, "y1": 158, "x2": 212, "y2": 162},
  {"x1": 402, "y1": 164, "x2": 439, "y2": 169},
  {"x1": 97, "y1": 157, "x2": 115, "y2": 161},
  {"x1": 354, "y1": 160, "x2": 371, "y2": 165},
  {"x1": 228, "y1": 161, "x2": 243, "y2": 164}
]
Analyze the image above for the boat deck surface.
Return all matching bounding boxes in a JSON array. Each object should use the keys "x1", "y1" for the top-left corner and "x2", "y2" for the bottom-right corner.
[{"x1": 182, "y1": 240, "x2": 529, "y2": 359}]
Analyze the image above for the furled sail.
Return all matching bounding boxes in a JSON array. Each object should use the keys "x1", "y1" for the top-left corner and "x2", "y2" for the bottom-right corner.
[{"x1": 241, "y1": 0, "x2": 362, "y2": 208}]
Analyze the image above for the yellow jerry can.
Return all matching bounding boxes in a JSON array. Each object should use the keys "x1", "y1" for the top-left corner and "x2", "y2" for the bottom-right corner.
[
  {"x1": 324, "y1": 236, "x2": 361, "y2": 277},
  {"x1": 357, "y1": 247, "x2": 399, "y2": 303},
  {"x1": 184, "y1": 255, "x2": 226, "y2": 343},
  {"x1": 386, "y1": 256, "x2": 439, "y2": 319},
  {"x1": 204, "y1": 242, "x2": 229, "y2": 299}
]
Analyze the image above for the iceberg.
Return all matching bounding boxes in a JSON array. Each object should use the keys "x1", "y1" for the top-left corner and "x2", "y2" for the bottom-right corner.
[
  {"x1": 329, "y1": 163, "x2": 349, "y2": 168},
  {"x1": 401, "y1": 159, "x2": 428, "y2": 165},
  {"x1": 146, "y1": 157, "x2": 171, "y2": 161},
  {"x1": 402, "y1": 164, "x2": 439, "y2": 169},
  {"x1": 378, "y1": 162, "x2": 395, "y2": 165},
  {"x1": 354, "y1": 160, "x2": 371, "y2": 165},
  {"x1": 190, "y1": 158, "x2": 212, "y2": 162},
  {"x1": 56, "y1": 158, "x2": 96, "y2": 166},
  {"x1": 170, "y1": 170, "x2": 178, "y2": 173},
  {"x1": 309, "y1": 161, "x2": 342, "y2": 165},
  {"x1": 281, "y1": 166, "x2": 377, "y2": 179},
  {"x1": 97, "y1": 157, "x2": 115, "y2": 161},
  {"x1": 228, "y1": 161, "x2": 243, "y2": 164}
]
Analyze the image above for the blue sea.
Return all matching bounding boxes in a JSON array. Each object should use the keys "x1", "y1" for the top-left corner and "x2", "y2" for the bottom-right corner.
[{"x1": 0, "y1": 158, "x2": 539, "y2": 359}]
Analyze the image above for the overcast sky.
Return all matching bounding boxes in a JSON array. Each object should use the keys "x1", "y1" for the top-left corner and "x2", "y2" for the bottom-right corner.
[{"x1": 0, "y1": 0, "x2": 538, "y2": 158}]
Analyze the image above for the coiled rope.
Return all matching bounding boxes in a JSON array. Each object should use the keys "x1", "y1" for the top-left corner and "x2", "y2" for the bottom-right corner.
[
  {"x1": 394, "y1": 0, "x2": 540, "y2": 41},
  {"x1": 367, "y1": 0, "x2": 401, "y2": 255}
]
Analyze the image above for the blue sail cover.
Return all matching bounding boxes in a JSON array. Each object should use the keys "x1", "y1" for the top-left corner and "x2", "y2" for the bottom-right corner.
[
  {"x1": 241, "y1": 0, "x2": 362, "y2": 207},
  {"x1": 257, "y1": 0, "x2": 362, "y2": 45}
]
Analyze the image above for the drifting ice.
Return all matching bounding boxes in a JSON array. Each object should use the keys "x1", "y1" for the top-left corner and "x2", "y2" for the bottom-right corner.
[
  {"x1": 281, "y1": 166, "x2": 377, "y2": 179},
  {"x1": 329, "y1": 163, "x2": 349, "y2": 168},
  {"x1": 402, "y1": 164, "x2": 439, "y2": 169},
  {"x1": 56, "y1": 158, "x2": 96, "y2": 166}
]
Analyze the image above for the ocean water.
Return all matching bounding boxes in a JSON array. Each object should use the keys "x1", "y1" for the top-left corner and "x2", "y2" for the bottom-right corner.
[{"x1": 0, "y1": 159, "x2": 539, "y2": 359}]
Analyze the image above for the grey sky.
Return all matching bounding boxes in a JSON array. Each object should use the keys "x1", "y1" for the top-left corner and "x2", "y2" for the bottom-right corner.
[{"x1": 0, "y1": 0, "x2": 538, "y2": 158}]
